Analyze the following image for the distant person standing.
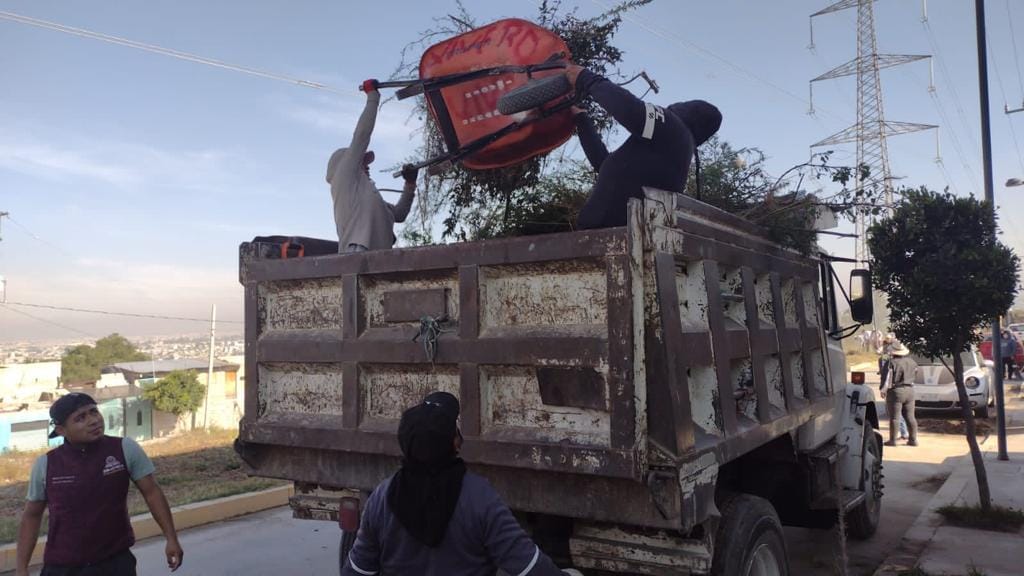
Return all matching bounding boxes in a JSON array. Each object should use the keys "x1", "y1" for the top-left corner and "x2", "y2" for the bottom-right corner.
[
  {"x1": 999, "y1": 329, "x2": 1017, "y2": 380},
  {"x1": 878, "y1": 334, "x2": 908, "y2": 441},
  {"x1": 327, "y1": 78, "x2": 417, "y2": 253},
  {"x1": 882, "y1": 344, "x2": 919, "y2": 447},
  {"x1": 15, "y1": 393, "x2": 183, "y2": 576}
]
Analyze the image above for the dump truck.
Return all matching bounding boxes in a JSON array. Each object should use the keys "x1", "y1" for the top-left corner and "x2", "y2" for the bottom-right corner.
[{"x1": 234, "y1": 189, "x2": 883, "y2": 576}]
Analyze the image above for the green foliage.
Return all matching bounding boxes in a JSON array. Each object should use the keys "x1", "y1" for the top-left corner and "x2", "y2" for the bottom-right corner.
[
  {"x1": 396, "y1": 0, "x2": 649, "y2": 243},
  {"x1": 61, "y1": 333, "x2": 149, "y2": 384},
  {"x1": 868, "y1": 188, "x2": 1020, "y2": 358},
  {"x1": 142, "y1": 370, "x2": 206, "y2": 416},
  {"x1": 686, "y1": 138, "x2": 869, "y2": 254}
]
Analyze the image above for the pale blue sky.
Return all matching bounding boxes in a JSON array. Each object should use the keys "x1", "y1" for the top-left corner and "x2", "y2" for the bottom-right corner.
[{"x1": 1, "y1": 0, "x2": 1022, "y2": 341}]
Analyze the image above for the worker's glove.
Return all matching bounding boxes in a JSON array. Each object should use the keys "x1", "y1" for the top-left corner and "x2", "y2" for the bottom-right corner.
[
  {"x1": 401, "y1": 163, "x2": 419, "y2": 183},
  {"x1": 360, "y1": 78, "x2": 379, "y2": 92}
]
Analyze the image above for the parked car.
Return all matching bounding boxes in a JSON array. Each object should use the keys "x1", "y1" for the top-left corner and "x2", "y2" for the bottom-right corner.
[
  {"x1": 1008, "y1": 323, "x2": 1024, "y2": 339},
  {"x1": 912, "y1": 349, "x2": 994, "y2": 418},
  {"x1": 979, "y1": 331, "x2": 1024, "y2": 368}
]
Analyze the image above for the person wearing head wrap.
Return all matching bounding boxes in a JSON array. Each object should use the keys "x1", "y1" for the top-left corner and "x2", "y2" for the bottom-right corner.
[
  {"x1": 342, "y1": 392, "x2": 573, "y2": 576},
  {"x1": 563, "y1": 64, "x2": 722, "y2": 230},
  {"x1": 15, "y1": 393, "x2": 183, "y2": 576},
  {"x1": 327, "y1": 79, "x2": 417, "y2": 253}
]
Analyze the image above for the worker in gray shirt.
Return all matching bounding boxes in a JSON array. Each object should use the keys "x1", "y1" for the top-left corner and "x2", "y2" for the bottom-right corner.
[
  {"x1": 327, "y1": 78, "x2": 416, "y2": 253},
  {"x1": 882, "y1": 343, "x2": 919, "y2": 447},
  {"x1": 342, "y1": 392, "x2": 577, "y2": 576}
]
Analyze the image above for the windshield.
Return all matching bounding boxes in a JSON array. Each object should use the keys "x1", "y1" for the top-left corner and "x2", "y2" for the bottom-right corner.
[{"x1": 908, "y1": 351, "x2": 978, "y2": 367}]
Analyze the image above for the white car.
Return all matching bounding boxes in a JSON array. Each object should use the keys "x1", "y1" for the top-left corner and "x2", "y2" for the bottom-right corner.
[
  {"x1": 911, "y1": 349, "x2": 994, "y2": 419},
  {"x1": 1008, "y1": 323, "x2": 1024, "y2": 340}
]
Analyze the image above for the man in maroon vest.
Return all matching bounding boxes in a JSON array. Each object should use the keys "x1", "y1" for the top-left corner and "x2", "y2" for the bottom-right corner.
[{"x1": 15, "y1": 393, "x2": 183, "y2": 576}]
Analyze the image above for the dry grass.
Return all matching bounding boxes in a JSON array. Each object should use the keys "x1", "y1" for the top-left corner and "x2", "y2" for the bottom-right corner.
[
  {"x1": 936, "y1": 504, "x2": 1024, "y2": 533},
  {"x1": 0, "y1": 428, "x2": 285, "y2": 544},
  {"x1": 916, "y1": 417, "x2": 994, "y2": 437},
  {"x1": 845, "y1": 348, "x2": 879, "y2": 369},
  {"x1": 910, "y1": 472, "x2": 952, "y2": 493}
]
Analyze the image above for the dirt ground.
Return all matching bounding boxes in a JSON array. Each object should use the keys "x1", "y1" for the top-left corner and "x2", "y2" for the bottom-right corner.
[{"x1": 0, "y1": 428, "x2": 285, "y2": 544}]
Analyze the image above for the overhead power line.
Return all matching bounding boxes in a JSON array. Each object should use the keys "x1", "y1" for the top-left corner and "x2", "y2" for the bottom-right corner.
[
  {"x1": 1005, "y1": 0, "x2": 1024, "y2": 104},
  {"x1": 0, "y1": 10, "x2": 355, "y2": 97},
  {"x1": 5, "y1": 215, "x2": 77, "y2": 260},
  {"x1": 4, "y1": 301, "x2": 243, "y2": 324},
  {"x1": 0, "y1": 303, "x2": 98, "y2": 338},
  {"x1": 587, "y1": 0, "x2": 848, "y2": 126}
]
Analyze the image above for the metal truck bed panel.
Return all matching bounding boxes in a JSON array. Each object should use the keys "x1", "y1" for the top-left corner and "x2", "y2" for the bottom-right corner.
[
  {"x1": 240, "y1": 228, "x2": 643, "y2": 480},
  {"x1": 237, "y1": 190, "x2": 839, "y2": 530}
]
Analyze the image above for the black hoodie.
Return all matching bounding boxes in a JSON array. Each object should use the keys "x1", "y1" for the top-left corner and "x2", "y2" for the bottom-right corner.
[{"x1": 573, "y1": 69, "x2": 722, "y2": 229}]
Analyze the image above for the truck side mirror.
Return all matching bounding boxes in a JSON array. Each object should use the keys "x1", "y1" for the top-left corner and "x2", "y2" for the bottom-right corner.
[{"x1": 849, "y1": 269, "x2": 873, "y2": 324}]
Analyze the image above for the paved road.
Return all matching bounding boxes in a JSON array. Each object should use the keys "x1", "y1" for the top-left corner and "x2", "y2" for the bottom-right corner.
[
  {"x1": 787, "y1": 404, "x2": 980, "y2": 576},
  {"x1": 132, "y1": 507, "x2": 339, "y2": 576},
  {"x1": 11, "y1": 407, "x2": 988, "y2": 576},
  {"x1": 124, "y1": 408, "x2": 975, "y2": 576}
]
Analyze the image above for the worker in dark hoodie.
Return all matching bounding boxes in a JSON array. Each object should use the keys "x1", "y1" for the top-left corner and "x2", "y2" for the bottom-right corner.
[
  {"x1": 564, "y1": 65, "x2": 722, "y2": 229},
  {"x1": 342, "y1": 392, "x2": 579, "y2": 576},
  {"x1": 327, "y1": 78, "x2": 417, "y2": 253}
]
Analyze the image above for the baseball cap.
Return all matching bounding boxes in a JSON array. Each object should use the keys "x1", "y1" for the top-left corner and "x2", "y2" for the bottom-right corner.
[{"x1": 48, "y1": 393, "x2": 97, "y2": 438}]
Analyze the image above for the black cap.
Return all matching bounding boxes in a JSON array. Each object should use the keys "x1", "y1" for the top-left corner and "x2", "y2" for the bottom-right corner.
[
  {"x1": 397, "y1": 392, "x2": 461, "y2": 466},
  {"x1": 48, "y1": 393, "x2": 97, "y2": 438}
]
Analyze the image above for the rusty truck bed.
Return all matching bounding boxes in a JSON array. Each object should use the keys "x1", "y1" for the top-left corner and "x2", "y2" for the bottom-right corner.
[{"x1": 236, "y1": 190, "x2": 837, "y2": 530}]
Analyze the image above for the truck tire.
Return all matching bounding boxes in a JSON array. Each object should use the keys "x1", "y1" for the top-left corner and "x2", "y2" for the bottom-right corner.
[
  {"x1": 498, "y1": 75, "x2": 572, "y2": 115},
  {"x1": 711, "y1": 494, "x2": 789, "y2": 576},
  {"x1": 846, "y1": 430, "x2": 883, "y2": 540},
  {"x1": 974, "y1": 404, "x2": 990, "y2": 419},
  {"x1": 338, "y1": 530, "x2": 357, "y2": 575}
]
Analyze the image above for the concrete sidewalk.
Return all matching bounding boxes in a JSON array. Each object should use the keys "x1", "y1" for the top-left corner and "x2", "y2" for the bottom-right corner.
[{"x1": 874, "y1": 387, "x2": 1024, "y2": 576}]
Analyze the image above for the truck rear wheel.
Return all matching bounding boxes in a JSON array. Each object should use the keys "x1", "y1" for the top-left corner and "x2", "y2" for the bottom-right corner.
[
  {"x1": 711, "y1": 494, "x2": 789, "y2": 576},
  {"x1": 338, "y1": 530, "x2": 357, "y2": 575},
  {"x1": 846, "y1": 430, "x2": 883, "y2": 540}
]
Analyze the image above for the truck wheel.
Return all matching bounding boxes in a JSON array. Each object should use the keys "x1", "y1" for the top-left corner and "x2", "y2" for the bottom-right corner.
[
  {"x1": 847, "y1": 430, "x2": 882, "y2": 539},
  {"x1": 711, "y1": 494, "x2": 789, "y2": 576},
  {"x1": 338, "y1": 530, "x2": 357, "y2": 575},
  {"x1": 974, "y1": 404, "x2": 990, "y2": 419},
  {"x1": 498, "y1": 75, "x2": 572, "y2": 115}
]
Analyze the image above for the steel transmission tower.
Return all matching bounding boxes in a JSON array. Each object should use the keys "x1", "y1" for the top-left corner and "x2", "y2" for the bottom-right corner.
[{"x1": 810, "y1": 0, "x2": 937, "y2": 264}]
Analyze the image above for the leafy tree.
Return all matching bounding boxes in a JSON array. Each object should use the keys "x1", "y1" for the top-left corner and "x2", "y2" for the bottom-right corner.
[
  {"x1": 142, "y1": 370, "x2": 206, "y2": 418},
  {"x1": 61, "y1": 333, "x2": 150, "y2": 384},
  {"x1": 684, "y1": 137, "x2": 870, "y2": 253},
  {"x1": 868, "y1": 187, "x2": 1020, "y2": 511}
]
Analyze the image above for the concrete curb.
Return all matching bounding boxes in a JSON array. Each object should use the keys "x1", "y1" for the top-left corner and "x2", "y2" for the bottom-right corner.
[
  {"x1": 871, "y1": 454, "x2": 971, "y2": 575},
  {"x1": 0, "y1": 484, "x2": 293, "y2": 573},
  {"x1": 872, "y1": 392, "x2": 1024, "y2": 575}
]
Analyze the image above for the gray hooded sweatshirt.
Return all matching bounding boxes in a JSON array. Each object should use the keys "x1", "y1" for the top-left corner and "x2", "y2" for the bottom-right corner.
[{"x1": 328, "y1": 91, "x2": 415, "y2": 252}]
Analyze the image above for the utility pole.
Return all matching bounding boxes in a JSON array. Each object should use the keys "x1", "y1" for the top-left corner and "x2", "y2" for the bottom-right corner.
[
  {"x1": 203, "y1": 304, "x2": 216, "y2": 429},
  {"x1": 974, "y1": 0, "x2": 1009, "y2": 461},
  {"x1": 0, "y1": 212, "x2": 8, "y2": 304}
]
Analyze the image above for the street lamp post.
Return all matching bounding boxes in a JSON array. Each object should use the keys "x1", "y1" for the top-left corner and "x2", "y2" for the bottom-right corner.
[{"x1": 975, "y1": 0, "x2": 1009, "y2": 461}]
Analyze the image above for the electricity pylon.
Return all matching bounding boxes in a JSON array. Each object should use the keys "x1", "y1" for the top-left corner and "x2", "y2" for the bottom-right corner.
[{"x1": 810, "y1": 0, "x2": 937, "y2": 264}]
